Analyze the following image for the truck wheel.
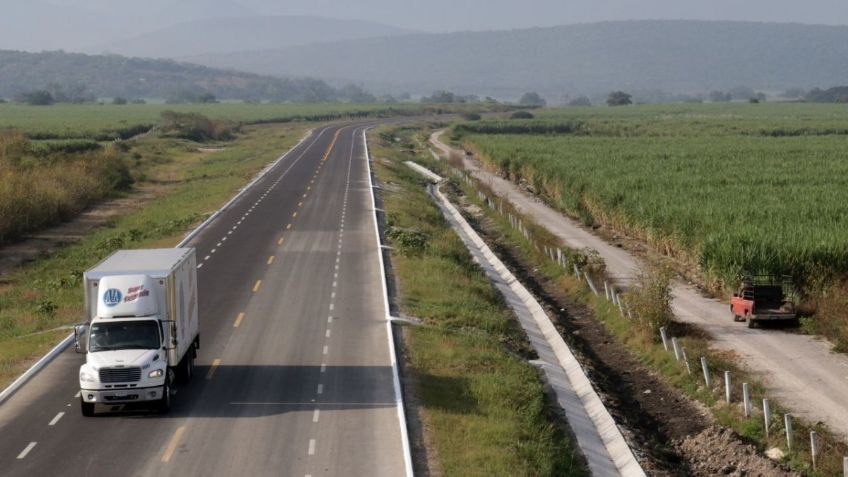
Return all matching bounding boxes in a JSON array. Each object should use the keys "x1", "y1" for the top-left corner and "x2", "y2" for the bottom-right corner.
[
  {"x1": 157, "y1": 382, "x2": 171, "y2": 414},
  {"x1": 80, "y1": 398, "x2": 95, "y2": 417},
  {"x1": 733, "y1": 315, "x2": 742, "y2": 322},
  {"x1": 179, "y1": 344, "x2": 194, "y2": 383},
  {"x1": 747, "y1": 319, "x2": 758, "y2": 329}
]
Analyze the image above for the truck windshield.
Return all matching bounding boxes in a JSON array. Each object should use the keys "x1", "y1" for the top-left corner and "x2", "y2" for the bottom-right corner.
[{"x1": 89, "y1": 321, "x2": 160, "y2": 352}]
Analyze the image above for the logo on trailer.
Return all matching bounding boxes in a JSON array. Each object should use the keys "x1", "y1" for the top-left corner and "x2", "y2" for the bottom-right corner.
[{"x1": 103, "y1": 289, "x2": 123, "y2": 307}]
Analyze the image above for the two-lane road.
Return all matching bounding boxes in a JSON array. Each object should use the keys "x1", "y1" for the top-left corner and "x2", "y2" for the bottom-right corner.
[{"x1": 0, "y1": 123, "x2": 407, "y2": 476}]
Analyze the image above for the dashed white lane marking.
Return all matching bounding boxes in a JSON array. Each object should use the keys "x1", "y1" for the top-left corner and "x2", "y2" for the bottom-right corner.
[
  {"x1": 216, "y1": 242, "x2": 222, "y2": 247},
  {"x1": 330, "y1": 292, "x2": 335, "y2": 299},
  {"x1": 211, "y1": 249, "x2": 216, "y2": 254},
  {"x1": 308, "y1": 439, "x2": 316, "y2": 455},
  {"x1": 327, "y1": 316, "x2": 333, "y2": 324},
  {"x1": 313, "y1": 409, "x2": 320, "y2": 422},
  {"x1": 204, "y1": 256, "x2": 210, "y2": 261},
  {"x1": 197, "y1": 263, "x2": 204, "y2": 269},
  {"x1": 329, "y1": 303, "x2": 334, "y2": 311},
  {"x1": 325, "y1": 330, "x2": 331, "y2": 338},
  {"x1": 320, "y1": 363, "x2": 327, "y2": 373},
  {"x1": 48, "y1": 412, "x2": 65, "y2": 426},
  {"x1": 222, "y1": 237, "x2": 227, "y2": 242},
  {"x1": 17, "y1": 442, "x2": 36, "y2": 459},
  {"x1": 227, "y1": 231, "x2": 233, "y2": 235},
  {"x1": 317, "y1": 384, "x2": 324, "y2": 395},
  {"x1": 332, "y1": 281, "x2": 337, "y2": 288},
  {"x1": 74, "y1": 391, "x2": 81, "y2": 398},
  {"x1": 335, "y1": 264, "x2": 339, "y2": 271},
  {"x1": 333, "y1": 273, "x2": 338, "y2": 279},
  {"x1": 323, "y1": 346, "x2": 328, "y2": 355}
]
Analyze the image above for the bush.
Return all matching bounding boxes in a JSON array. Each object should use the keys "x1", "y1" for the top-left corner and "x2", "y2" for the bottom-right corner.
[
  {"x1": 112, "y1": 97, "x2": 128, "y2": 105},
  {"x1": 16, "y1": 90, "x2": 54, "y2": 106},
  {"x1": 386, "y1": 227, "x2": 430, "y2": 256},
  {"x1": 160, "y1": 111, "x2": 238, "y2": 141},
  {"x1": 510, "y1": 111, "x2": 534, "y2": 119},
  {"x1": 462, "y1": 112, "x2": 482, "y2": 121},
  {"x1": 625, "y1": 266, "x2": 674, "y2": 337}
]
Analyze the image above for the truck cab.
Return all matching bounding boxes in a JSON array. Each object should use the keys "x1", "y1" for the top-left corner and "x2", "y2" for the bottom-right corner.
[
  {"x1": 75, "y1": 249, "x2": 199, "y2": 416},
  {"x1": 730, "y1": 275, "x2": 796, "y2": 328}
]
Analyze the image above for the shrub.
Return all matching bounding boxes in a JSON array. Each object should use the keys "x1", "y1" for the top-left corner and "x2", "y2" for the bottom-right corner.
[
  {"x1": 462, "y1": 112, "x2": 482, "y2": 121},
  {"x1": 625, "y1": 266, "x2": 674, "y2": 337},
  {"x1": 160, "y1": 111, "x2": 238, "y2": 141},
  {"x1": 112, "y1": 97, "x2": 128, "y2": 105},
  {"x1": 510, "y1": 111, "x2": 535, "y2": 119}
]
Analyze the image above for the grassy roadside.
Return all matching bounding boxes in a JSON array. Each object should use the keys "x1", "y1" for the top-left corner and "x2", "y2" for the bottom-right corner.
[
  {"x1": 455, "y1": 170, "x2": 848, "y2": 476},
  {"x1": 0, "y1": 122, "x2": 309, "y2": 387},
  {"x1": 370, "y1": 126, "x2": 586, "y2": 477}
]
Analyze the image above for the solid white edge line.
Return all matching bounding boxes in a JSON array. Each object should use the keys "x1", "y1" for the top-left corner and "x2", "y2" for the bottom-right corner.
[
  {"x1": 0, "y1": 126, "x2": 326, "y2": 407},
  {"x1": 362, "y1": 127, "x2": 415, "y2": 477}
]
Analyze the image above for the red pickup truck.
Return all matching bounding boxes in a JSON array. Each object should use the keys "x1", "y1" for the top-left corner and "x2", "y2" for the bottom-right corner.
[{"x1": 731, "y1": 276, "x2": 797, "y2": 328}]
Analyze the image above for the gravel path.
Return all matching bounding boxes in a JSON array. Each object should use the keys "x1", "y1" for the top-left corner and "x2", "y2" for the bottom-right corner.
[{"x1": 430, "y1": 130, "x2": 848, "y2": 439}]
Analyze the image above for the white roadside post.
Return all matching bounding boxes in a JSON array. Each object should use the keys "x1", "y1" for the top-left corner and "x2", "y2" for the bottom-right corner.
[
  {"x1": 742, "y1": 383, "x2": 750, "y2": 417},
  {"x1": 681, "y1": 347, "x2": 692, "y2": 375},
  {"x1": 584, "y1": 272, "x2": 599, "y2": 296},
  {"x1": 701, "y1": 357, "x2": 711, "y2": 388},
  {"x1": 671, "y1": 337, "x2": 682, "y2": 362},
  {"x1": 659, "y1": 327, "x2": 669, "y2": 351},
  {"x1": 810, "y1": 431, "x2": 819, "y2": 471},
  {"x1": 604, "y1": 281, "x2": 610, "y2": 300},
  {"x1": 724, "y1": 371, "x2": 732, "y2": 403},
  {"x1": 785, "y1": 414, "x2": 793, "y2": 452},
  {"x1": 843, "y1": 456, "x2": 847, "y2": 477},
  {"x1": 763, "y1": 399, "x2": 771, "y2": 437}
]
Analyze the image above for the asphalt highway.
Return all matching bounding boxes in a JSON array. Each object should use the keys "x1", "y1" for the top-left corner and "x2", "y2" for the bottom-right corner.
[{"x1": 0, "y1": 123, "x2": 407, "y2": 476}]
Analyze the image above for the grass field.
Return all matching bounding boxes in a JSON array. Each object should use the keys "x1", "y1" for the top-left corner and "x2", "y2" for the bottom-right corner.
[
  {"x1": 371, "y1": 126, "x2": 585, "y2": 476},
  {"x1": 455, "y1": 103, "x2": 848, "y2": 292},
  {"x1": 0, "y1": 102, "x2": 433, "y2": 140}
]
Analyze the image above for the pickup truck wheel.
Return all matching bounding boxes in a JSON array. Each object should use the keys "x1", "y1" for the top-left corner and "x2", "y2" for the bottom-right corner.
[
  {"x1": 157, "y1": 382, "x2": 171, "y2": 414},
  {"x1": 80, "y1": 398, "x2": 95, "y2": 417}
]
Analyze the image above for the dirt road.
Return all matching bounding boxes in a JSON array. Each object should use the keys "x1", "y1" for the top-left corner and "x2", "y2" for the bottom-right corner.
[{"x1": 431, "y1": 130, "x2": 848, "y2": 439}]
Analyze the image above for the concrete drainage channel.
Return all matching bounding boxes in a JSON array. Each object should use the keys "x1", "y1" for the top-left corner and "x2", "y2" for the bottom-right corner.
[{"x1": 406, "y1": 161, "x2": 646, "y2": 477}]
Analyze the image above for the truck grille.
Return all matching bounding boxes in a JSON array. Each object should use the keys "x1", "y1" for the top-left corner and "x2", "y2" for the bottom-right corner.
[{"x1": 99, "y1": 367, "x2": 141, "y2": 383}]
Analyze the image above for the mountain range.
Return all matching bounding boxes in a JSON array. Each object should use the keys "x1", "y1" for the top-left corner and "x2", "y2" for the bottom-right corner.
[{"x1": 185, "y1": 20, "x2": 848, "y2": 99}]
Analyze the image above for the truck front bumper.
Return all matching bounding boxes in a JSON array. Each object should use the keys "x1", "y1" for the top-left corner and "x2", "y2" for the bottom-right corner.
[{"x1": 80, "y1": 385, "x2": 164, "y2": 404}]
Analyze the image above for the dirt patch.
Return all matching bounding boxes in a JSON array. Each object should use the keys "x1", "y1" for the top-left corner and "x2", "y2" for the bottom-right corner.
[
  {"x1": 0, "y1": 184, "x2": 165, "y2": 279},
  {"x1": 454, "y1": 191, "x2": 798, "y2": 477},
  {"x1": 678, "y1": 426, "x2": 801, "y2": 477}
]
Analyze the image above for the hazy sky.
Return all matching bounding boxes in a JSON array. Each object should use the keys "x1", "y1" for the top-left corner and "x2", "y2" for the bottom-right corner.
[{"x1": 45, "y1": 0, "x2": 848, "y2": 32}]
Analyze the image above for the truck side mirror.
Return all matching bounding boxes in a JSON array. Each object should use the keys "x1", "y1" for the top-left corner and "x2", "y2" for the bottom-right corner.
[{"x1": 74, "y1": 324, "x2": 89, "y2": 354}]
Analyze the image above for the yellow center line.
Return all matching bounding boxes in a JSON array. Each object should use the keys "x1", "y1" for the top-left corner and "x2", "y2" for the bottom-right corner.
[
  {"x1": 253, "y1": 280, "x2": 262, "y2": 292},
  {"x1": 206, "y1": 359, "x2": 221, "y2": 380},
  {"x1": 267, "y1": 255, "x2": 275, "y2": 265},
  {"x1": 161, "y1": 426, "x2": 186, "y2": 463},
  {"x1": 233, "y1": 312, "x2": 245, "y2": 328}
]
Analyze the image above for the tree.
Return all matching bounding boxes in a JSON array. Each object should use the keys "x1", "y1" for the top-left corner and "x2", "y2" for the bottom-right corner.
[
  {"x1": 510, "y1": 111, "x2": 534, "y2": 119},
  {"x1": 519, "y1": 91, "x2": 546, "y2": 106},
  {"x1": 421, "y1": 91, "x2": 455, "y2": 103},
  {"x1": 16, "y1": 90, "x2": 54, "y2": 105},
  {"x1": 112, "y1": 97, "x2": 128, "y2": 105},
  {"x1": 568, "y1": 95, "x2": 592, "y2": 106},
  {"x1": 338, "y1": 84, "x2": 376, "y2": 103},
  {"x1": 607, "y1": 91, "x2": 632, "y2": 106},
  {"x1": 708, "y1": 91, "x2": 731, "y2": 102}
]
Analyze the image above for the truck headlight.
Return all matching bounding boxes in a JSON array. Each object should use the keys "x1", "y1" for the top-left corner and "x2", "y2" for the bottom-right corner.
[
  {"x1": 80, "y1": 371, "x2": 97, "y2": 383},
  {"x1": 148, "y1": 369, "x2": 164, "y2": 379}
]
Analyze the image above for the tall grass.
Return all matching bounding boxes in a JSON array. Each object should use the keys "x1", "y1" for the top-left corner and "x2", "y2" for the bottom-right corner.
[
  {"x1": 0, "y1": 131, "x2": 130, "y2": 242},
  {"x1": 457, "y1": 104, "x2": 848, "y2": 293}
]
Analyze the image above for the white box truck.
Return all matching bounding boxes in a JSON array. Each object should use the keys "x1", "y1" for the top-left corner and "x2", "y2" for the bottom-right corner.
[{"x1": 74, "y1": 248, "x2": 200, "y2": 416}]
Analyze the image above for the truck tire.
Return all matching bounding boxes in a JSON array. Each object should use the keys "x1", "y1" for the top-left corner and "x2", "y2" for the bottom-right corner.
[
  {"x1": 80, "y1": 398, "x2": 95, "y2": 417},
  {"x1": 747, "y1": 318, "x2": 758, "y2": 329},
  {"x1": 157, "y1": 382, "x2": 171, "y2": 414},
  {"x1": 179, "y1": 344, "x2": 194, "y2": 383}
]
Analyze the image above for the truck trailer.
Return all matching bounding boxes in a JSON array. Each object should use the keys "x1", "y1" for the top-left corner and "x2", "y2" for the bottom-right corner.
[{"x1": 75, "y1": 248, "x2": 199, "y2": 416}]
